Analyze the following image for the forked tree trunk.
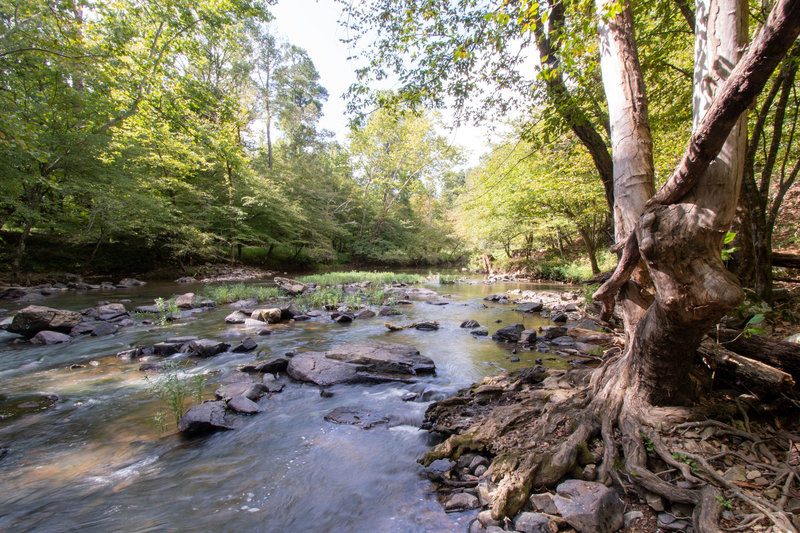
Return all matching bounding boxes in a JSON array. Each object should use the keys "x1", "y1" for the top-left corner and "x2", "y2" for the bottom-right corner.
[
  {"x1": 628, "y1": 0, "x2": 748, "y2": 403},
  {"x1": 594, "y1": 0, "x2": 800, "y2": 405}
]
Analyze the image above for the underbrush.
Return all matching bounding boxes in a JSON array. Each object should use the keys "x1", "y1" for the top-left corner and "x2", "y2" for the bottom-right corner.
[{"x1": 491, "y1": 250, "x2": 617, "y2": 283}]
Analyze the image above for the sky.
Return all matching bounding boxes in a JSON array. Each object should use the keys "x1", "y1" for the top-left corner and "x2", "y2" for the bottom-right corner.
[{"x1": 268, "y1": 0, "x2": 498, "y2": 167}]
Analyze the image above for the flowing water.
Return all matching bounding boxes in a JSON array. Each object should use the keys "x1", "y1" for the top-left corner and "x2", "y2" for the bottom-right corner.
[{"x1": 0, "y1": 278, "x2": 571, "y2": 532}]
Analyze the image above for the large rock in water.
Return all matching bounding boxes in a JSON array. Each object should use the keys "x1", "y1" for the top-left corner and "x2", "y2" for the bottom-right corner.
[
  {"x1": 325, "y1": 341, "x2": 435, "y2": 375},
  {"x1": 492, "y1": 323, "x2": 525, "y2": 343},
  {"x1": 5, "y1": 306, "x2": 83, "y2": 337},
  {"x1": 178, "y1": 401, "x2": 232, "y2": 436},
  {"x1": 287, "y1": 341, "x2": 435, "y2": 386},
  {"x1": 30, "y1": 330, "x2": 71, "y2": 345}
]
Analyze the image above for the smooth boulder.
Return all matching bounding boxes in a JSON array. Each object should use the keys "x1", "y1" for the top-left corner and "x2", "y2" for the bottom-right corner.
[
  {"x1": 6, "y1": 306, "x2": 83, "y2": 337},
  {"x1": 251, "y1": 308, "x2": 282, "y2": 324},
  {"x1": 177, "y1": 401, "x2": 232, "y2": 436},
  {"x1": 227, "y1": 395, "x2": 262, "y2": 414},
  {"x1": 30, "y1": 330, "x2": 71, "y2": 345}
]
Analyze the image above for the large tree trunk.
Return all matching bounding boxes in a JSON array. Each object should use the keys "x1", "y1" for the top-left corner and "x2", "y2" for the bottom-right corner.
[
  {"x1": 608, "y1": 0, "x2": 800, "y2": 405},
  {"x1": 596, "y1": 0, "x2": 656, "y2": 338}
]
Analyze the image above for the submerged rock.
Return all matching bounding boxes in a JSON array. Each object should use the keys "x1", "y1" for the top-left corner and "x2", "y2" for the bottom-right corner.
[
  {"x1": 5, "y1": 305, "x2": 83, "y2": 337},
  {"x1": 227, "y1": 395, "x2": 262, "y2": 414},
  {"x1": 30, "y1": 330, "x2": 71, "y2": 345},
  {"x1": 516, "y1": 302, "x2": 544, "y2": 313},
  {"x1": 178, "y1": 401, "x2": 232, "y2": 436},
  {"x1": 231, "y1": 337, "x2": 257, "y2": 353},
  {"x1": 460, "y1": 319, "x2": 480, "y2": 328},
  {"x1": 287, "y1": 342, "x2": 435, "y2": 387},
  {"x1": 215, "y1": 382, "x2": 267, "y2": 402},
  {"x1": 239, "y1": 357, "x2": 288, "y2": 374},
  {"x1": 185, "y1": 339, "x2": 230, "y2": 358},
  {"x1": 491, "y1": 323, "x2": 525, "y2": 343},
  {"x1": 324, "y1": 406, "x2": 392, "y2": 429},
  {"x1": 90, "y1": 322, "x2": 118, "y2": 337}
]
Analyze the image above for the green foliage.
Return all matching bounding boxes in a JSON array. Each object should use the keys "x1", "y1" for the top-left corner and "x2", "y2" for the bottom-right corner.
[
  {"x1": 204, "y1": 284, "x2": 283, "y2": 304},
  {"x1": 721, "y1": 232, "x2": 740, "y2": 261},
  {"x1": 297, "y1": 271, "x2": 425, "y2": 286},
  {"x1": 715, "y1": 495, "x2": 734, "y2": 509},
  {"x1": 145, "y1": 361, "x2": 208, "y2": 431},
  {"x1": 154, "y1": 297, "x2": 180, "y2": 326}
]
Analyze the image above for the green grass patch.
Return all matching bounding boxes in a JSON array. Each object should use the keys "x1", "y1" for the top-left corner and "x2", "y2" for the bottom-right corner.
[
  {"x1": 297, "y1": 270, "x2": 425, "y2": 286},
  {"x1": 203, "y1": 283, "x2": 284, "y2": 303},
  {"x1": 294, "y1": 287, "x2": 389, "y2": 312}
]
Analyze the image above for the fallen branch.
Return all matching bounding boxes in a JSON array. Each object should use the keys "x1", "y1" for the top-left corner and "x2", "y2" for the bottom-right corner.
[{"x1": 698, "y1": 338, "x2": 796, "y2": 396}]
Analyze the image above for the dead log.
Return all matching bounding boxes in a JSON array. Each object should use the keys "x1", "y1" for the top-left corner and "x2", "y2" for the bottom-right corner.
[
  {"x1": 773, "y1": 251, "x2": 800, "y2": 269},
  {"x1": 698, "y1": 339, "x2": 795, "y2": 396},
  {"x1": 713, "y1": 327, "x2": 800, "y2": 381}
]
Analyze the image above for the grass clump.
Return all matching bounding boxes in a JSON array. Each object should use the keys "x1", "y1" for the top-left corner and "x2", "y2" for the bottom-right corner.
[
  {"x1": 295, "y1": 287, "x2": 389, "y2": 312},
  {"x1": 297, "y1": 270, "x2": 425, "y2": 287},
  {"x1": 204, "y1": 283, "x2": 283, "y2": 303},
  {"x1": 145, "y1": 361, "x2": 208, "y2": 431}
]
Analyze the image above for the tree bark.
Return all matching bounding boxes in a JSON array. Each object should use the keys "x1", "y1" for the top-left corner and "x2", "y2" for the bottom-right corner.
[{"x1": 596, "y1": 0, "x2": 656, "y2": 337}]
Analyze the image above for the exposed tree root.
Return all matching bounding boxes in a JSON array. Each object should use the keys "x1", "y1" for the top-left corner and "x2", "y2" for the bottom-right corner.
[{"x1": 421, "y1": 357, "x2": 800, "y2": 532}]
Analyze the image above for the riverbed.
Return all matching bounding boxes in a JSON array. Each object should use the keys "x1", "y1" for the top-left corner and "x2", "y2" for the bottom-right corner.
[{"x1": 0, "y1": 278, "x2": 571, "y2": 532}]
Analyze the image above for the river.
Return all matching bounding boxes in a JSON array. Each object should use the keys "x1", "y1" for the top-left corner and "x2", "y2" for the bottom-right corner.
[{"x1": 0, "y1": 278, "x2": 570, "y2": 532}]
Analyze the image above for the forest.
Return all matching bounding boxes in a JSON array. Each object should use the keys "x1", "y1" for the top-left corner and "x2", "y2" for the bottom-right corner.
[{"x1": 0, "y1": 0, "x2": 468, "y2": 278}]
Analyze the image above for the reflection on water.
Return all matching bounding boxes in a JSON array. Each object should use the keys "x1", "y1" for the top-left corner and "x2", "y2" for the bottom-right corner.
[{"x1": 0, "y1": 277, "x2": 570, "y2": 532}]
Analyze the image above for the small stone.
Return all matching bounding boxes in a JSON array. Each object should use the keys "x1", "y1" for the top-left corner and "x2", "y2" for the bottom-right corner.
[
  {"x1": 469, "y1": 456, "x2": 489, "y2": 471},
  {"x1": 460, "y1": 319, "x2": 480, "y2": 328},
  {"x1": 723, "y1": 466, "x2": 747, "y2": 482},
  {"x1": 745, "y1": 469, "x2": 762, "y2": 480},
  {"x1": 470, "y1": 329, "x2": 488, "y2": 337},
  {"x1": 353, "y1": 309, "x2": 376, "y2": 319},
  {"x1": 624, "y1": 511, "x2": 644, "y2": 528},
  {"x1": 401, "y1": 392, "x2": 418, "y2": 401},
  {"x1": 91, "y1": 322, "x2": 119, "y2": 338},
  {"x1": 473, "y1": 465, "x2": 487, "y2": 477},
  {"x1": 582, "y1": 464, "x2": 597, "y2": 481},
  {"x1": 510, "y1": 356, "x2": 520, "y2": 362},
  {"x1": 477, "y1": 509, "x2": 502, "y2": 527},
  {"x1": 530, "y1": 492, "x2": 558, "y2": 514},
  {"x1": 764, "y1": 487, "x2": 780, "y2": 500},
  {"x1": 514, "y1": 512, "x2": 557, "y2": 533},
  {"x1": 645, "y1": 491, "x2": 665, "y2": 512},
  {"x1": 444, "y1": 492, "x2": 479, "y2": 511},
  {"x1": 320, "y1": 390, "x2": 334, "y2": 398}
]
